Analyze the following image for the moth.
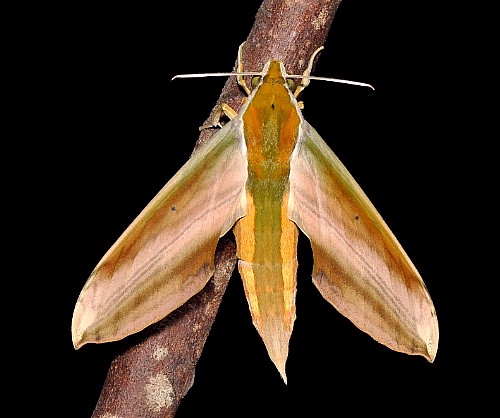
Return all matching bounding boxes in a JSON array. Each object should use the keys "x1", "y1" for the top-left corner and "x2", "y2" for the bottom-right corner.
[{"x1": 72, "y1": 44, "x2": 438, "y2": 382}]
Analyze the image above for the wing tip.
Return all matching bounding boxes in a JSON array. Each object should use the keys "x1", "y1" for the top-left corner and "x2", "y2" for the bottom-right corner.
[
  {"x1": 71, "y1": 327, "x2": 85, "y2": 350},
  {"x1": 424, "y1": 327, "x2": 439, "y2": 363},
  {"x1": 73, "y1": 337, "x2": 84, "y2": 350},
  {"x1": 71, "y1": 304, "x2": 89, "y2": 350}
]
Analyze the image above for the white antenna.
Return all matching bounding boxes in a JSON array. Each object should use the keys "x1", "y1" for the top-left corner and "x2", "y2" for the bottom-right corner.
[
  {"x1": 171, "y1": 72, "x2": 262, "y2": 80},
  {"x1": 287, "y1": 75, "x2": 374, "y2": 90},
  {"x1": 172, "y1": 72, "x2": 374, "y2": 90}
]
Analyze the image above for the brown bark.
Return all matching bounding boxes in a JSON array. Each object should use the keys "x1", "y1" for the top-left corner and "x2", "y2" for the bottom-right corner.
[{"x1": 92, "y1": 1, "x2": 341, "y2": 416}]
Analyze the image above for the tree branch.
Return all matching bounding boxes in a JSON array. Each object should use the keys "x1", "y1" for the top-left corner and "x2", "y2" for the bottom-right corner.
[{"x1": 92, "y1": 1, "x2": 341, "y2": 416}]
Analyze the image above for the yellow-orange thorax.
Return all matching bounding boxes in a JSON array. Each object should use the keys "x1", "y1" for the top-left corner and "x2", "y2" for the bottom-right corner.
[{"x1": 233, "y1": 60, "x2": 301, "y2": 380}]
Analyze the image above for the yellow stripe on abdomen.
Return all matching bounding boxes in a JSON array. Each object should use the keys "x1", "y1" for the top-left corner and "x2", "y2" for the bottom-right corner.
[{"x1": 234, "y1": 186, "x2": 298, "y2": 381}]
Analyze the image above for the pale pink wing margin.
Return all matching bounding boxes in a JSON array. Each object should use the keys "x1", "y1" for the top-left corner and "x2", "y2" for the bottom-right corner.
[
  {"x1": 288, "y1": 121, "x2": 438, "y2": 361},
  {"x1": 72, "y1": 120, "x2": 248, "y2": 349}
]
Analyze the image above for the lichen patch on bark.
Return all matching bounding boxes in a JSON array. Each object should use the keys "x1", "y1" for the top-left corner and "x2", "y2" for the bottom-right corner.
[{"x1": 145, "y1": 373, "x2": 174, "y2": 412}]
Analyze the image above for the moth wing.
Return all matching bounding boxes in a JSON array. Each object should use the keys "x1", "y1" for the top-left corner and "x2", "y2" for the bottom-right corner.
[
  {"x1": 288, "y1": 121, "x2": 438, "y2": 361},
  {"x1": 72, "y1": 120, "x2": 248, "y2": 349}
]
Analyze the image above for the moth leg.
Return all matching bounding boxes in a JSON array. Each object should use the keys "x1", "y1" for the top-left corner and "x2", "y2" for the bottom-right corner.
[
  {"x1": 199, "y1": 103, "x2": 238, "y2": 130},
  {"x1": 200, "y1": 42, "x2": 251, "y2": 131},
  {"x1": 236, "y1": 42, "x2": 251, "y2": 96},
  {"x1": 294, "y1": 45, "x2": 324, "y2": 98}
]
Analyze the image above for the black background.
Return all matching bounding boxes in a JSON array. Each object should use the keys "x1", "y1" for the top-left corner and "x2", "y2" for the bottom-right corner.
[{"x1": 33, "y1": 0, "x2": 479, "y2": 416}]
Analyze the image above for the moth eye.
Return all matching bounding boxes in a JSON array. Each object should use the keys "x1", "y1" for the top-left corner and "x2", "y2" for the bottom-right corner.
[
  {"x1": 286, "y1": 79, "x2": 296, "y2": 90},
  {"x1": 251, "y1": 76, "x2": 261, "y2": 88}
]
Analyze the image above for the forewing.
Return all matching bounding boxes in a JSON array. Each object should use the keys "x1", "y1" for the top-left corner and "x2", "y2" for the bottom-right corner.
[
  {"x1": 288, "y1": 121, "x2": 438, "y2": 361},
  {"x1": 72, "y1": 120, "x2": 247, "y2": 348}
]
